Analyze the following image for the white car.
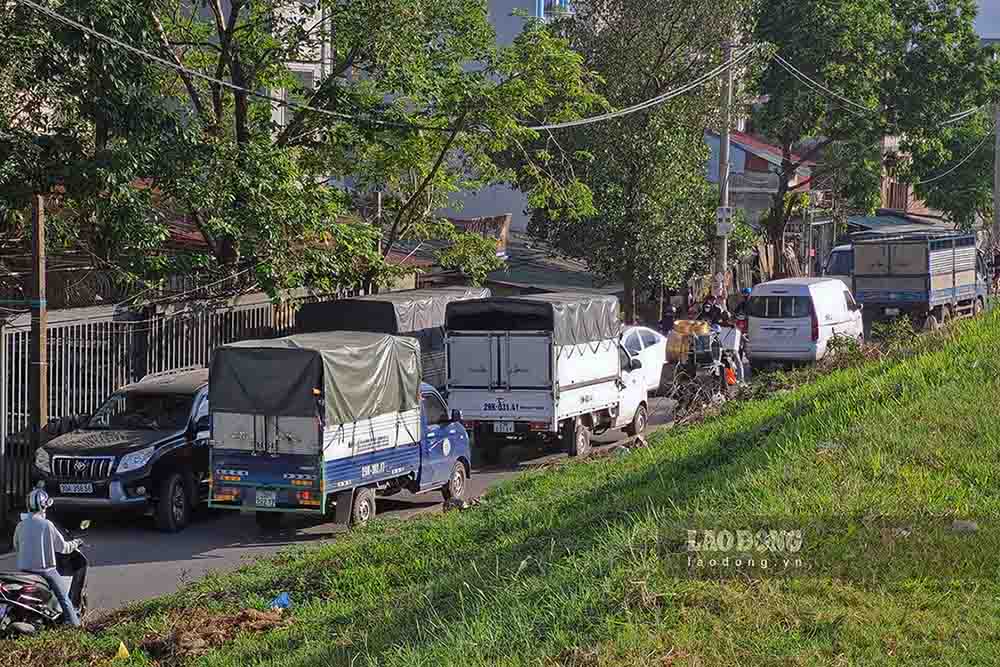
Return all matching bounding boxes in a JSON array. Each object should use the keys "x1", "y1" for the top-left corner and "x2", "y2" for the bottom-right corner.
[
  {"x1": 622, "y1": 325, "x2": 667, "y2": 392},
  {"x1": 748, "y1": 278, "x2": 864, "y2": 364}
]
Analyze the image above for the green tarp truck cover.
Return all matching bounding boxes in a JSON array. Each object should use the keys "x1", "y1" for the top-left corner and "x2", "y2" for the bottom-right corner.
[
  {"x1": 445, "y1": 292, "x2": 621, "y2": 345},
  {"x1": 209, "y1": 331, "x2": 421, "y2": 425}
]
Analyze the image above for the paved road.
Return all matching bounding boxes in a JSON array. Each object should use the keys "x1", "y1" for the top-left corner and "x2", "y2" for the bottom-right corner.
[{"x1": 0, "y1": 399, "x2": 675, "y2": 613}]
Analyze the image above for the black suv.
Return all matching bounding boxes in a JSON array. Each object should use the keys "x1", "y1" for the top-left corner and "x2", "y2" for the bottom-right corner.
[{"x1": 33, "y1": 368, "x2": 210, "y2": 532}]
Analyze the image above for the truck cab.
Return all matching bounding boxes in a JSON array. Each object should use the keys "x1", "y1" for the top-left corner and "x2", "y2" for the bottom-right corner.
[{"x1": 33, "y1": 368, "x2": 211, "y2": 533}]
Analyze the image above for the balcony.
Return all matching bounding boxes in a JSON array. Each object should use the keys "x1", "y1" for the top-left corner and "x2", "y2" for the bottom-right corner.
[{"x1": 542, "y1": 0, "x2": 573, "y2": 19}]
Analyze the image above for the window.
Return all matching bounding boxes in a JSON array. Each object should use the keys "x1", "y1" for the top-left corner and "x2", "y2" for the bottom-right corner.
[
  {"x1": 87, "y1": 392, "x2": 194, "y2": 431},
  {"x1": 639, "y1": 329, "x2": 660, "y2": 348},
  {"x1": 844, "y1": 291, "x2": 859, "y2": 311},
  {"x1": 749, "y1": 295, "x2": 812, "y2": 319},
  {"x1": 825, "y1": 250, "x2": 853, "y2": 276},
  {"x1": 623, "y1": 332, "x2": 643, "y2": 355},
  {"x1": 422, "y1": 394, "x2": 449, "y2": 425}
]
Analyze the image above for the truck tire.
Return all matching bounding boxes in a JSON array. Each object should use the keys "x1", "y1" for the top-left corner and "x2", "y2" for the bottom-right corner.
[
  {"x1": 625, "y1": 402, "x2": 648, "y2": 437},
  {"x1": 255, "y1": 511, "x2": 282, "y2": 530},
  {"x1": 155, "y1": 472, "x2": 191, "y2": 533},
  {"x1": 351, "y1": 486, "x2": 376, "y2": 527},
  {"x1": 567, "y1": 420, "x2": 592, "y2": 459},
  {"x1": 441, "y1": 461, "x2": 467, "y2": 502}
]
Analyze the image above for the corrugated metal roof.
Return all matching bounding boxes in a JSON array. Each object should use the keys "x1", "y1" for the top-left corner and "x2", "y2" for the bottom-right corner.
[
  {"x1": 485, "y1": 233, "x2": 622, "y2": 295},
  {"x1": 847, "y1": 213, "x2": 956, "y2": 236}
]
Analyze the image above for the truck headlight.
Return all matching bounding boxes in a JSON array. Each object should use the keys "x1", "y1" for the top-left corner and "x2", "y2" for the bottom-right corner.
[
  {"x1": 34, "y1": 447, "x2": 50, "y2": 473},
  {"x1": 116, "y1": 446, "x2": 155, "y2": 474}
]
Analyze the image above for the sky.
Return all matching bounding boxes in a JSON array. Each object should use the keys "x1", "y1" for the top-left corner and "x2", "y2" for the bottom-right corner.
[{"x1": 978, "y1": 0, "x2": 1000, "y2": 37}]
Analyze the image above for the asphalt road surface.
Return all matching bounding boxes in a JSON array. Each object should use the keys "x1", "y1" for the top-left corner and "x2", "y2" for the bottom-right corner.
[{"x1": 0, "y1": 399, "x2": 675, "y2": 613}]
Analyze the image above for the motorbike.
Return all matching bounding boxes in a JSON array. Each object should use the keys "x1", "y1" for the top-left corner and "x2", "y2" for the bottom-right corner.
[{"x1": 0, "y1": 519, "x2": 89, "y2": 636}]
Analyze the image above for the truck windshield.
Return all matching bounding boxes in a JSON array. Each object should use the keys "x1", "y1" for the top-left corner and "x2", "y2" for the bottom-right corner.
[
  {"x1": 86, "y1": 392, "x2": 194, "y2": 431},
  {"x1": 825, "y1": 251, "x2": 853, "y2": 276}
]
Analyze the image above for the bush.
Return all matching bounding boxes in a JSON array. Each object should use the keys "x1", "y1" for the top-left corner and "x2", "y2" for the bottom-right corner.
[{"x1": 871, "y1": 316, "x2": 918, "y2": 350}]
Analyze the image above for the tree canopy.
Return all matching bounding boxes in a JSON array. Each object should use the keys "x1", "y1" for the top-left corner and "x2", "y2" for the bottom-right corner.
[
  {"x1": 0, "y1": 0, "x2": 599, "y2": 297},
  {"x1": 515, "y1": 0, "x2": 758, "y2": 322}
]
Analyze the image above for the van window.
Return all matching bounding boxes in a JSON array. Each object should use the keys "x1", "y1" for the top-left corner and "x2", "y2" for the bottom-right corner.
[
  {"x1": 843, "y1": 290, "x2": 858, "y2": 311},
  {"x1": 749, "y1": 295, "x2": 812, "y2": 319},
  {"x1": 825, "y1": 250, "x2": 853, "y2": 276}
]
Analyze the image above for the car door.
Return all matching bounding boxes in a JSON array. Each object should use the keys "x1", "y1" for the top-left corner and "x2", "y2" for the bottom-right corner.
[
  {"x1": 191, "y1": 390, "x2": 211, "y2": 497},
  {"x1": 420, "y1": 391, "x2": 454, "y2": 487},
  {"x1": 615, "y1": 344, "x2": 644, "y2": 427},
  {"x1": 637, "y1": 328, "x2": 665, "y2": 391}
]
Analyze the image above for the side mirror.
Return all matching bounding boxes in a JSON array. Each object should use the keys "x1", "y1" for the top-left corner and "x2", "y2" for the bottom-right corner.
[
  {"x1": 450, "y1": 409, "x2": 463, "y2": 423},
  {"x1": 629, "y1": 357, "x2": 643, "y2": 371}
]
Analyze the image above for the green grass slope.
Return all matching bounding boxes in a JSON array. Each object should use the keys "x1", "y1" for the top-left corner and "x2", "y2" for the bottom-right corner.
[{"x1": 7, "y1": 310, "x2": 1000, "y2": 667}]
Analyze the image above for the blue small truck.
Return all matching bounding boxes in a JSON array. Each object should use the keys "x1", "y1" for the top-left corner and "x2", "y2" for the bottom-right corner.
[
  {"x1": 207, "y1": 331, "x2": 471, "y2": 529},
  {"x1": 852, "y1": 232, "x2": 991, "y2": 330}
]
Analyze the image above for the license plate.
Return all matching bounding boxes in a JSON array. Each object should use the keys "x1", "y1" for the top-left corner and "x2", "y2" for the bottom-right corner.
[
  {"x1": 885, "y1": 308, "x2": 900, "y2": 316},
  {"x1": 255, "y1": 490, "x2": 277, "y2": 508},
  {"x1": 493, "y1": 421, "x2": 515, "y2": 434},
  {"x1": 59, "y1": 483, "x2": 93, "y2": 494}
]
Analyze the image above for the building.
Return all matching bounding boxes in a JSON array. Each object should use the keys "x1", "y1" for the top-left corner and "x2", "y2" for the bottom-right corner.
[{"x1": 704, "y1": 130, "x2": 813, "y2": 224}]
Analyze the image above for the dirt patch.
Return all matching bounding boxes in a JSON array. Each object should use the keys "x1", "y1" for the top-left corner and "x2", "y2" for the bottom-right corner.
[
  {"x1": 0, "y1": 633, "x2": 107, "y2": 667},
  {"x1": 139, "y1": 607, "x2": 290, "y2": 664}
]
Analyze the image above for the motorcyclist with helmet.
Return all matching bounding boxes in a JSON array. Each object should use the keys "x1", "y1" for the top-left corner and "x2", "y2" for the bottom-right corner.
[
  {"x1": 733, "y1": 287, "x2": 752, "y2": 317},
  {"x1": 12, "y1": 488, "x2": 83, "y2": 626}
]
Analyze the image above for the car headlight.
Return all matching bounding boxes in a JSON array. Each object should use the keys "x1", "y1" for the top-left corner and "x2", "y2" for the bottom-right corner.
[
  {"x1": 34, "y1": 447, "x2": 50, "y2": 473},
  {"x1": 116, "y1": 446, "x2": 156, "y2": 474}
]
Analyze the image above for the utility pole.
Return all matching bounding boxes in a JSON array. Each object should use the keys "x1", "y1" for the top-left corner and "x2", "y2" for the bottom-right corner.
[
  {"x1": 715, "y1": 40, "x2": 735, "y2": 300},
  {"x1": 29, "y1": 194, "x2": 48, "y2": 458},
  {"x1": 994, "y1": 101, "x2": 1000, "y2": 248}
]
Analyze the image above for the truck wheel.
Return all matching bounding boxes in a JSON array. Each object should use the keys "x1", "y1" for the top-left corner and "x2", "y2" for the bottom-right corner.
[
  {"x1": 625, "y1": 402, "x2": 648, "y2": 437},
  {"x1": 441, "y1": 461, "x2": 467, "y2": 502},
  {"x1": 255, "y1": 511, "x2": 282, "y2": 530},
  {"x1": 567, "y1": 420, "x2": 592, "y2": 459},
  {"x1": 155, "y1": 473, "x2": 191, "y2": 533},
  {"x1": 351, "y1": 487, "x2": 376, "y2": 527}
]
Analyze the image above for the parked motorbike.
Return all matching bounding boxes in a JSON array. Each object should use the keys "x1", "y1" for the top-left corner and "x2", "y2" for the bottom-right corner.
[{"x1": 0, "y1": 520, "x2": 89, "y2": 636}]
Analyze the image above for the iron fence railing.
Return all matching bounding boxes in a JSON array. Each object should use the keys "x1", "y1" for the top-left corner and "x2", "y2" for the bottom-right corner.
[{"x1": 0, "y1": 289, "x2": 332, "y2": 521}]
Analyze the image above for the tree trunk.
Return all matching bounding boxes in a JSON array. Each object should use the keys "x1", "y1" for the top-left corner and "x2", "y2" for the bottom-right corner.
[{"x1": 622, "y1": 269, "x2": 636, "y2": 324}]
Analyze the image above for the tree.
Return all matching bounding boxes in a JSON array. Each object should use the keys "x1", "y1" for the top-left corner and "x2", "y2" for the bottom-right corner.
[
  {"x1": 517, "y1": 0, "x2": 756, "y2": 322},
  {"x1": 2, "y1": 0, "x2": 599, "y2": 296},
  {"x1": 902, "y1": 112, "x2": 995, "y2": 230},
  {"x1": 752, "y1": 0, "x2": 996, "y2": 271}
]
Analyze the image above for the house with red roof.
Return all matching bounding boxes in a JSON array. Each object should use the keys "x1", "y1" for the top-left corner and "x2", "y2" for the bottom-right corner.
[{"x1": 704, "y1": 130, "x2": 814, "y2": 225}]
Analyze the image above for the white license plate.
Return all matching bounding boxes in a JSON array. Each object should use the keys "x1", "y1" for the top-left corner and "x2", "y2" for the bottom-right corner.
[
  {"x1": 493, "y1": 421, "x2": 515, "y2": 434},
  {"x1": 255, "y1": 490, "x2": 277, "y2": 508},
  {"x1": 885, "y1": 308, "x2": 900, "y2": 316},
  {"x1": 59, "y1": 483, "x2": 93, "y2": 494}
]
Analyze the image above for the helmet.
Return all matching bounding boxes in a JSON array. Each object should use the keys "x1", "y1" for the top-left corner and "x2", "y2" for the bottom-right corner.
[
  {"x1": 741, "y1": 288, "x2": 752, "y2": 296},
  {"x1": 27, "y1": 487, "x2": 53, "y2": 513}
]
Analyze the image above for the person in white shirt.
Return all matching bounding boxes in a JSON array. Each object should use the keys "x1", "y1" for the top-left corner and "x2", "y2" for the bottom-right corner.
[{"x1": 12, "y1": 488, "x2": 82, "y2": 626}]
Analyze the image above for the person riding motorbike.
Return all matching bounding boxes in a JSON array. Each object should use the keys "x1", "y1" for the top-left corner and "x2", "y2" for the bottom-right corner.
[
  {"x1": 12, "y1": 488, "x2": 83, "y2": 626},
  {"x1": 698, "y1": 294, "x2": 728, "y2": 326},
  {"x1": 659, "y1": 304, "x2": 678, "y2": 334}
]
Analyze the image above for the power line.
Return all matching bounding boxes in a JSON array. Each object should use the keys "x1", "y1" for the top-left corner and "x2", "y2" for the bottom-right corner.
[
  {"x1": 524, "y1": 45, "x2": 761, "y2": 130},
  {"x1": 18, "y1": 0, "x2": 762, "y2": 135},
  {"x1": 16, "y1": 0, "x2": 453, "y2": 132},
  {"x1": 910, "y1": 122, "x2": 996, "y2": 186}
]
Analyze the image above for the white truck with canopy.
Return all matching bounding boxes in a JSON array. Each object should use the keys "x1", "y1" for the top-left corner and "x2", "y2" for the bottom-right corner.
[{"x1": 445, "y1": 293, "x2": 648, "y2": 459}]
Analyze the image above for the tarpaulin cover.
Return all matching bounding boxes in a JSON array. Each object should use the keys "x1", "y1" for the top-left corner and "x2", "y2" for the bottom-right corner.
[
  {"x1": 295, "y1": 287, "x2": 491, "y2": 335},
  {"x1": 209, "y1": 331, "x2": 421, "y2": 425},
  {"x1": 445, "y1": 292, "x2": 621, "y2": 345}
]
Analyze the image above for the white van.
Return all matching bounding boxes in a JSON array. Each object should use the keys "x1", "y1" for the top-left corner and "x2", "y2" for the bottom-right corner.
[{"x1": 748, "y1": 278, "x2": 864, "y2": 363}]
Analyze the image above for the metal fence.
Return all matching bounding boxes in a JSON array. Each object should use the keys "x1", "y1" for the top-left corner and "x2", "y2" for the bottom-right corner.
[{"x1": 0, "y1": 289, "x2": 330, "y2": 520}]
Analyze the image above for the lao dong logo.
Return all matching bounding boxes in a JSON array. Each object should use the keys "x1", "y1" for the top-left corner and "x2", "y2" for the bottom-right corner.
[{"x1": 685, "y1": 528, "x2": 806, "y2": 573}]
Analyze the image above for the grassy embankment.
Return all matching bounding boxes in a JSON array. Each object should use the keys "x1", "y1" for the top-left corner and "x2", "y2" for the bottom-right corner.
[{"x1": 7, "y1": 309, "x2": 1000, "y2": 666}]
